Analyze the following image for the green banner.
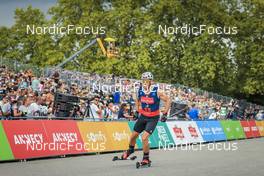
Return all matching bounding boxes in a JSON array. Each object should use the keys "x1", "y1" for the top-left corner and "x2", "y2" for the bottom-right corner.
[
  {"x1": 152, "y1": 122, "x2": 175, "y2": 148},
  {"x1": 220, "y1": 121, "x2": 236, "y2": 140},
  {"x1": 230, "y1": 121, "x2": 246, "y2": 139},
  {"x1": 127, "y1": 121, "x2": 158, "y2": 149},
  {"x1": 0, "y1": 121, "x2": 14, "y2": 161}
]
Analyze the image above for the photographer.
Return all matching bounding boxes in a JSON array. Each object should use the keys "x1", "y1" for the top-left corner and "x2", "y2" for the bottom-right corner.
[
  {"x1": 118, "y1": 103, "x2": 134, "y2": 120},
  {"x1": 89, "y1": 97, "x2": 102, "y2": 119},
  {"x1": 0, "y1": 96, "x2": 11, "y2": 119}
]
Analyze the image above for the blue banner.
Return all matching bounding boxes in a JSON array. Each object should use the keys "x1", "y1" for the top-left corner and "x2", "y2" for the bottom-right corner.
[
  {"x1": 196, "y1": 121, "x2": 214, "y2": 142},
  {"x1": 207, "y1": 120, "x2": 227, "y2": 141}
]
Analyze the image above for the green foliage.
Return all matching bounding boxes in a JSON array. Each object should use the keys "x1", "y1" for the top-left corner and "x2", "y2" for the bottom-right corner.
[{"x1": 0, "y1": 0, "x2": 263, "y2": 104}]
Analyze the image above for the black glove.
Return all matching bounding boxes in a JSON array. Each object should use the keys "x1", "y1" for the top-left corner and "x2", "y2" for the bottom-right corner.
[
  {"x1": 160, "y1": 112, "x2": 168, "y2": 122},
  {"x1": 133, "y1": 111, "x2": 139, "y2": 120}
]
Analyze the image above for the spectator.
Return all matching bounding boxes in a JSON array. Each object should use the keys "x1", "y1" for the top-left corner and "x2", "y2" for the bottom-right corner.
[
  {"x1": 31, "y1": 76, "x2": 40, "y2": 92},
  {"x1": 118, "y1": 103, "x2": 134, "y2": 120},
  {"x1": 186, "y1": 104, "x2": 200, "y2": 120},
  {"x1": 0, "y1": 96, "x2": 11, "y2": 118},
  {"x1": 256, "y1": 110, "x2": 263, "y2": 120},
  {"x1": 18, "y1": 97, "x2": 31, "y2": 117},
  {"x1": 89, "y1": 97, "x2": 102, "y2": 119}
]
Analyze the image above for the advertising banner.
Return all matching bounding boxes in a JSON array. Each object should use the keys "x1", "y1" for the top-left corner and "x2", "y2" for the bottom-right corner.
[
  {"x1": 195, "y1": 121, "x2": 214, "y2": 142},
  {"x1": 206, "y1": 121, "x2": 226, "y2": 141},
  {"x1": 42, "y1": 120, "x2": 85, "y2": 155},
  {"x1": 262, "y1": 121, "x2": 264, "y2": 136},
  {"x1": 77, "y1": 122, "x2": 111, "y2": 152},
  {"x1": 255, "y1": 121, "x2": 264, "y2": 137},
  {"x1": 248, "y1": 120, "x2": 260, "y2": 138},
  {"x1": 2, "y1": 120, "x2": 53, "y2": 159},
  {"x1": 220, "y1": 121, "x2": 236, "y2": 140},
  {"x1": 104, "y1": 122, "x2": 132, "y2": 151},
  {"x1": 152, "y1": 122, "x2": 175, "y2": 148},
  {"x1": 127, "y1": 121, "x2": 157, "y2": 149},
  {"x1": 0, "y1": 121, "x2": 14, "y2": 161},
  {"x1": 230, "y1": 121, "x2": 245, "y2": 139},
  {"x1": 167, "y1": 121, "x2": 204, "y2": 145},
  {"x1": 240, "y1": 121, "x2": 253, "y2": 138}
]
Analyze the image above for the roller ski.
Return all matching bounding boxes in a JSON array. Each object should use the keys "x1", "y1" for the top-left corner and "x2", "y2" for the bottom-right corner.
[
  {"x1": 112, "y1": 150, "x2": 137, "y2": 161},
  {"x1": 136, "y1": 159, "x2": 152, "y2": 169}
]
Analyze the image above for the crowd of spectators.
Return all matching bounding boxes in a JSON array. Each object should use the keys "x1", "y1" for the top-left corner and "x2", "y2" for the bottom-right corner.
[{"x1": 0, "y1": 65, "x2": 263, "y2": 121}]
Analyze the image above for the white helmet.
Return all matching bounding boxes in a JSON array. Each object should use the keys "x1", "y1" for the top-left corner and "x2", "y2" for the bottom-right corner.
[{"x1": 141, "y1": 72, "x2": 153, "y2": 80}]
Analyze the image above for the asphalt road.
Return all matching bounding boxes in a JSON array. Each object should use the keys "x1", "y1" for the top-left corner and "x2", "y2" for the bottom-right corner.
[{"x1": 1, "y1": 138, "x2": 263, "y2": 176}]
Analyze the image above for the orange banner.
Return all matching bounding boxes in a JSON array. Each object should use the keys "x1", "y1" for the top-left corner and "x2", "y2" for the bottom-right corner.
[
  {"x1": 77, "y1": 122, "x2": 111, "y2": 152},
  {"x1": 256, "y1": 121, "x2": 264, "y2": 137},
  {"x1": 104, "y1": 122, "x2": 132, "y2": 151}
]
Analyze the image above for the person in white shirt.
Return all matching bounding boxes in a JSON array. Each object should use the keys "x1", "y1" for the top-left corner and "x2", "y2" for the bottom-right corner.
[
  {"x1": 256, "y1": 110, "x2": 263, "y2": 120},
  {"x1": 89, "y1": 97, "x2": 102, "y2": 119}
]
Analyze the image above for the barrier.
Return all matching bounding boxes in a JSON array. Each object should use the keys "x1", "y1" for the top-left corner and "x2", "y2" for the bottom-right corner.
[
  {"x1": 2, "y1": 120, "x2": 53, "y2": 159},
  {"x1": 77, "y1": 122, "x2": 112, "y2": 152},
  {"x1": 152, "y1": 122, "x2": 175, "y2": 147},
  {"x1": 0, "y1": 120, "x2": 263, "y2": 161},
  {"x1": 220, "y1": 121, "x2": 236, "y2": 140},
  {"x1": 167, "y1": 121, "x2": 204, "y2": 145},
  {"x1": 196, "y1": 121, "x2": 215, "y2": 142},
  {"x1": 255, "y1": 121, "x2": 264, "y2": 137},
  {"x1": 240, "y1": 121, "x2": 253, "y2": 138},
  {"x1": 103, "y1": 122, "x2": 132, "y2": 151},
  {"x1": 42, "y1": 120, "x2": 86, "y2": 155},
  {"x1": 229, "y1": 121, "x2": 245, "y2": 139},
  {"x1": 0, "y1": 122, "x2": 14, "y2": 161},
  {"x1": 248, "y1": 120, "x2": 261, "y2": 138},
  {"x1": 206, "y1": 121, "x2": 227, "y2": 141}
]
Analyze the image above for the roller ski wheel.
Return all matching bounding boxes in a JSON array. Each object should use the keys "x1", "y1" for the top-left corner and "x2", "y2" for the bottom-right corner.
[
  {"x1": 112, "y1": 155, "x2": 137, "y2": 161},
  {"x1": 136, "y1": 160, "x2": 151, "y2": 169}
]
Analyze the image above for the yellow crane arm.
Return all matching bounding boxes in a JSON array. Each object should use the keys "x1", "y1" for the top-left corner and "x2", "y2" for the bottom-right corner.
[{"x1": 96, "y1": 38, "x2": 107, "y2": 56}]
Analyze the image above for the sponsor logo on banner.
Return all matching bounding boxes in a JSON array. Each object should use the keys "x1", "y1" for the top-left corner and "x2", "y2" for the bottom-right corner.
[
  {"x1": 188, "y1": 125, "x2": 198, "y2": 138},
  {"x1": 42, "y1": 120, "x2": 85, "y2": 154},
  {"x1": 173, "y1": 125, "x2": 184, "y2": 139},
  {"x1": 167, "y1": 121, "x2": 203, "y2": 145},
  {"x1": 77, "y1": 122, "x2": 110, "y2": 152},
  {"x1": 156, "y1": 126, "x2": 171, "y2": 144},
  {"x1": 211, "y1": 127, "x2": 223, "y2": 135},
  {"x1": 243, "y1": 127, "x2": 250, "y2": 132},
  {"x1": 52, "y1": 133, "x2": 78, "y2": 143},
  {"x1": 199, "y1": 127, "x2": 211, "y2": 135},
  {"x1": 196, "y1": 121, "x2": 215, "y2": 142},
  {"x1": 113, "y1": 130, "x2": 129, "y2": 141},
  {"x1": 240, "y1": 121, "x2": 253, "y2": 138},
  {"x1": 248, "y1": 120, "x2": 260, "y2": 137},
  {"x1": 14, "y1": 134, "x2": 43, "y2": 145},
  {"x1": 87, "y1": 131, "x2": 106, "y2": 142},
  {"x1": 206, "y1": 121, "x2": 226, "y2": 141},
  {"x1": 104, "y1": 122, "x2": 132, "y2": 151},
  {"x1": 2, "y1": 120, "x2": 54, "y2": 159}
]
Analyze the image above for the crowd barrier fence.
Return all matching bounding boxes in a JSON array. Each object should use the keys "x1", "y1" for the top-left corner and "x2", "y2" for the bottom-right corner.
[{"x1": 0, "y1": 120, "x2": 263, "y2": 162}]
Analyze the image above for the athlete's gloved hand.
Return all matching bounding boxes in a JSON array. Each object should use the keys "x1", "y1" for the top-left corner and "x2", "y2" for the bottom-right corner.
[
  {"x1": 133, "y1": 110, "x2": 139, "y2": 120},
  {"x1": 160, "y1": 112, "x2": 168, "y2": 122}
]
